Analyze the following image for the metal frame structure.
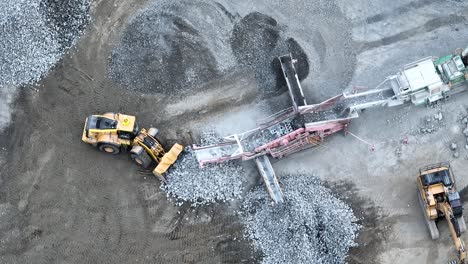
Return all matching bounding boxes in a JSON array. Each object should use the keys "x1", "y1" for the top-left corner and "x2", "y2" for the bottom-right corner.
[{"x1": 192, "y1": 49, "x2": 468, "y2": 204}]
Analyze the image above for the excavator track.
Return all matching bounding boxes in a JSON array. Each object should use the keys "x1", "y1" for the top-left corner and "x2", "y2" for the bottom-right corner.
[
  {"x1": 458, "y1": 216, "x2": 467, "y2": 233},
  {"x1": 418, "y1": 188, "x2": 439, "y2": 240}
]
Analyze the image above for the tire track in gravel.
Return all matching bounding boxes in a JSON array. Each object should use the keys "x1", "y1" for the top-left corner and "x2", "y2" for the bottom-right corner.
[
  {"x1": 359, "y1": 0, "x2": 441, "y2": 25},
  {"x1": 357, "y1": 15, "x2": 467, "y2": 52},
  {"x1": 17, "y1": 148, "x2": 55, "y2": 212}
]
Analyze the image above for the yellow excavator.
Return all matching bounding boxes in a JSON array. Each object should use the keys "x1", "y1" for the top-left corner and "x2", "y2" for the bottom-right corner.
[
  {"x1": 417, "y1": 162, "x2": 467, "y2": 264},
  {"x1": 81, "y1": 113, "x2": 183, "y2": 181}
]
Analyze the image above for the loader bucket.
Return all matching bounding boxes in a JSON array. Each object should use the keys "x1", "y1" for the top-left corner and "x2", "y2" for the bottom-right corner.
[{"x1": 153, "y1": 143, "x2": 184, "y2": 181}]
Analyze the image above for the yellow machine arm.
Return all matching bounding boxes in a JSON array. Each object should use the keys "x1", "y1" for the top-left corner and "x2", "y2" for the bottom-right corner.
[{"x1": 438, "y1": 202, "x2": 467, "y2": 264}]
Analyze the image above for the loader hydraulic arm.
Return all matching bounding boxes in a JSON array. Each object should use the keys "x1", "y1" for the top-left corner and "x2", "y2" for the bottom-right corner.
[{"x1": 438, "y1": 202, "x2": 467, "y2": 264}]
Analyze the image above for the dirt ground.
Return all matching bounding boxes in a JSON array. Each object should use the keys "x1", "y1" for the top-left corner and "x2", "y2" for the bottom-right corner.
[
  {"x1": 0, "y1": 1, "x2": 255, "y2": 263},
  {"x1": 1, "y1": 0, "x2": 468, "y2": 263}
]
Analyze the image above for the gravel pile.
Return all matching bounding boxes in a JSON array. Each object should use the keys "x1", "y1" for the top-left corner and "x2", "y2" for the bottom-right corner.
[
  {"x1": 109, "y1": 0, "x2": 235, "y2": 96},
  {"x1": 230, "y1": 12, "x2": 309, "y2": 96},
  {"x1": 162, "y1": 147, "x2": 246, "y2": 206},
  {"x1": 40, "y1": 0, "x2": 91, "y2": 49},
  {"x1": 242, "y1": 174, "x2": 360, "y2": 264},
  {"x1": 109, "y1": 0, "x2": 308, "y2": 97},
  {"x1": 0, "y1": 0, "x2": 91, "y2": 87}
]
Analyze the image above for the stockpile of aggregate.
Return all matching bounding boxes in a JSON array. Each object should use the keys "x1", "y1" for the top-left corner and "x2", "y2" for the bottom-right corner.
[
  {"x1": 109, "y1": 0, "x2": 235, "y2": 96},
  {"x1": 109, "y1": 0, "x2": 308, "y2": 97},
  {"x1": 0, "y1": 0, "x2": 91, "y2": 87},
  {"x1": 162, "y1": 147, "x2": 246, "y2": 206},
  {"x1": 242, "y1": 174, "x2": 360, "y2": 264}
]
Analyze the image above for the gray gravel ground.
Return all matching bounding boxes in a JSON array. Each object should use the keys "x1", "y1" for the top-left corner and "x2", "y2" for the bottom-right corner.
[
  {"x1": 242, "y1": 174, "x2": 360, "y2": 264},
  {"x1": 0, "y1": 0, "x2": 91, "y2": 132},
  {"x1": 0, "y1": 0, "x2": 61, "y2": 87},
  {"x1": 0, "y1": 0, "x2": 91, "y2": 88},
  {"x1": 162, "y1": 147, "x2": 246, "y2": 206},
  {"x1": 0, "y1": 86, "x2": 17, "y2": 132}
]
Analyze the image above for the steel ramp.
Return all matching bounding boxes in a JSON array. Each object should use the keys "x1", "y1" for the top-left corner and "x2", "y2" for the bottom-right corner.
[{"x1": 255, "y1": 155, "x2": 284, "y2": 204}]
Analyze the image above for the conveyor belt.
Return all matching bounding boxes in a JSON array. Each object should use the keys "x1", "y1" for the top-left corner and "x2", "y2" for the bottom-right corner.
[
  {"x1": 255, "y1": 155, "x2": 284, "y2": 204},
  {"x1": 279, "y1": 54, "x2": 307, "y2": 112}
]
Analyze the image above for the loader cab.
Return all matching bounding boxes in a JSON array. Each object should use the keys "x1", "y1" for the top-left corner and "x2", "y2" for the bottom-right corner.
[
  {"x1": 84, "y1": 115, "x2": 118, "y2": 139},
  {"x1": 84, "y1": 114, "x2": 139, "y2": 138},
  {"x1": 87, "y1": 115, "x2": 117, "y2": 131},
  {"x1": 82, "y1": 113, "x2": 140, "y2": 147}
]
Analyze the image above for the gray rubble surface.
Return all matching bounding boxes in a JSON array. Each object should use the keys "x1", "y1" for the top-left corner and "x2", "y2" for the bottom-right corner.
[
  {"x1": 242, "y1": 174, "x2": 360, "y2": 264},
  {"x1": 162, "y1": 147, "x2": 246, "y2": 206},
  {"x1": 0, "y1": 0, "x2": 91, "y2": 88}
]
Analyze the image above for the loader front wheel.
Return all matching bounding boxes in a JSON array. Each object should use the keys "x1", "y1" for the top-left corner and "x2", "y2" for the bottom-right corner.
[
  {"x1": 130, "y1": 145, "x2": 152, "y2": 169},
  {"x1": 98, "y1": 143, "x2": 120, "y2": 154},
  {"x1": 131, "y1": 152, "x2": 152, "y2": 169}
]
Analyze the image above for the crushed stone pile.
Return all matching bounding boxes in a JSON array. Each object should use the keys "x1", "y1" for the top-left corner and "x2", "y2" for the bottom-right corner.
[
  {"x1": 162, "y1": 147, "x2": 246, "y2": 206},
  {"x1": 0, "y1": 0, "x2": 91, "y2": 87},
  {"x1": 242, "y1": 174, "x2": 360, "y2": 264},
  {"x1": 40, "y1": 0, "x2": 91, "y2": 49},
  {"x1": 109, "y1": 0, "x2": 235, "y2": 96},
  {"x1": 109, "y1": 0, "x2": 308, "y2": 97}
]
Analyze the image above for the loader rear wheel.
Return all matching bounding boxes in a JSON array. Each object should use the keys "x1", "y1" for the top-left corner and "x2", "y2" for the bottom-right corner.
[
  {"x1": 131, "y1": 152, "x2": 152, "y2": 169},
  {"x1": 98, "y1": 143, "x2": 120, "y2": 154}
]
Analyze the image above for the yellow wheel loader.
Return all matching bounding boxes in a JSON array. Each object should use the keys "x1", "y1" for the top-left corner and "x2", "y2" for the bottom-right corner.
[
  {"x1": 417, "y1": 162, "x2": 467, "y2": 264},
  {"x1": 82, "y1": 113, "x2": 183, "y2": 181}
]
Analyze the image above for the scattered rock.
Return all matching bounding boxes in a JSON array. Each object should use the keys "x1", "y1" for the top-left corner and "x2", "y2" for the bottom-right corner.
[
  {"x1": 451, "y1": 142, "x2": 458, "y2": 151},
  {"x1": 463, "y1": 126, "x2": 468, "y2": 137},
  {"x1": 434, "y1": 112, "x2": 443, "y2": 121},
  {"x1": 395, "y1": 148, "x2": 402, "y2": 157},
  {"x1": 454, "y1": 151, "x2": 460, "y2": 158}
]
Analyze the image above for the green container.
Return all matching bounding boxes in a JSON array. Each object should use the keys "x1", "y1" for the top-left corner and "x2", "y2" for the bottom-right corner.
[{"x1": 434, "y1": 54, "x2": 453, "y2": 66}]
